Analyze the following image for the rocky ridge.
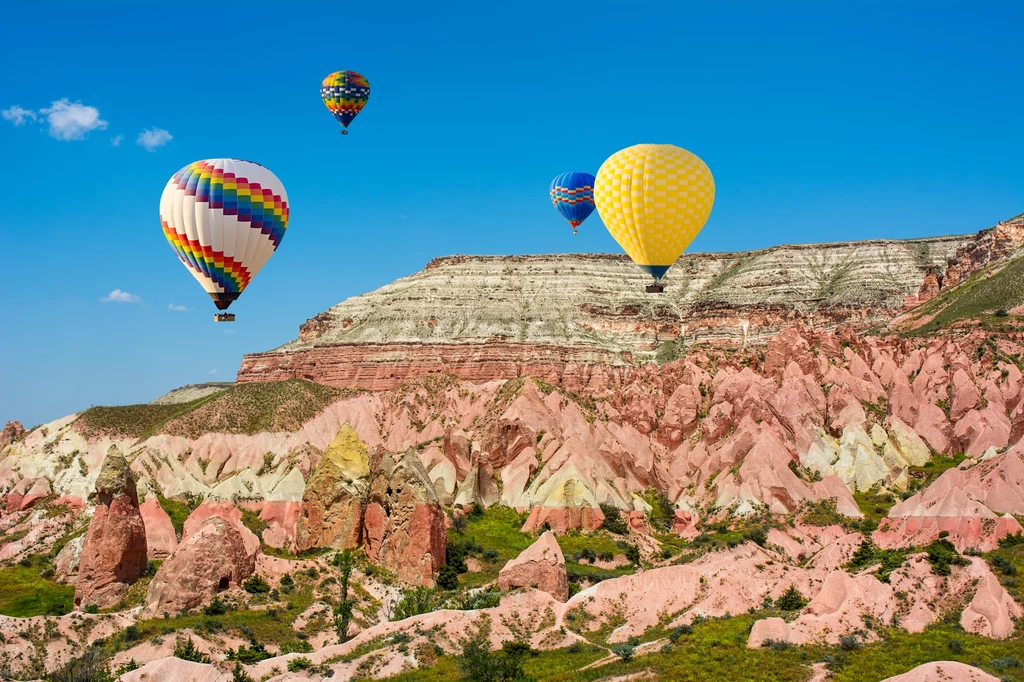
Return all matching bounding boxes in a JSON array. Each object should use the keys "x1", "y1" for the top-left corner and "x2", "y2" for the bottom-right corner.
[{"x1": 236, "y1": 215, "x2": 1024, "y2": 389}]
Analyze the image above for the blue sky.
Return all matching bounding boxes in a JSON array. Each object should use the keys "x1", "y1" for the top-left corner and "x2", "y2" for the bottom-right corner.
[{"x1": 1, "y1": 1, "x2": 1022, "y2": 427}]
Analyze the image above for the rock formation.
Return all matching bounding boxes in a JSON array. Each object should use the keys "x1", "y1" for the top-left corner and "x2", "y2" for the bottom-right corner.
[
  {"x1": 362, "y1": 449, "x2": 447, "y2": 586},
  {"x1": 143, "y1": 515, "x2": 260, "y2": 617},
  {"x1": 497, "y1": 531, "x2": 569, "y2": 601},
  {"x1": 879, "y1": 662, "x2": 1001, "y2": 682},
  {"x1": 294, "y1": 423, "x2": 370, "y2": 552},
  {"x1": 294, "y1": 424, "x2": 446, "y2": 585},
  {"x1": 74, "y1": 445, "x2": 148, "y2": 609},
  {"x1": 139, "y1": 496, "x2": 177, "y2": 560},
  {"x1": 237, "y1": 219, "x2": 1022, "y2": 389}
]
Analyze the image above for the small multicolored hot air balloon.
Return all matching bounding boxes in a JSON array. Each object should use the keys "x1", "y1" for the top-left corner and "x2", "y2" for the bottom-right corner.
[
  {"x1": 160, "y1": 159, "x2": 290, "y2": 321},
  {"x1": 595, "y1": 144, "x2": 714, "y2": 292},
  {"x1": 321, "y1": 71, "x2": 370, "y2": 134},
  {"x1": 549, "y1": 172, "x2": 596, "y2": 235}
]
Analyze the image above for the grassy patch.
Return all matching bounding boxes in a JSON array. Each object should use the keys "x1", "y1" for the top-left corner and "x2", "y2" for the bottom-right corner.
[
  {"x1": 829, "y1": 624, "x2": 1024, "y2": 682},
  {"x1": 449, "y1": 506, "x2": 532, "y2": 563},
  {"x1": 0, "y1": 564, "x2": 75, "y2": 617},
  {"x1": 556, "y1": 533, "x2": 622, "y2": 559},
  {"x1": 75, "y1": 392, "x2": 223, "y2": 440},
  {"x1": 904, "y1": 454, "x2": 969, "y2": 496},
  {"x1": 76, "y1": 380, "x2": 352, "y2": 440},
  {"x1": 161, "y1": 380, "x2": 354, "y2": 437},
  {"x1": 852, "y1": 486, "x2": 899, "y2": 526},
  {"x1": 132, "y1": 582, "x2": 317, "y2": 648},
  {"x1": 908, "y1": 249, "x2": 1024, "y2": 335},
  {"x1": 157, "y1": 494, "x2": 192, "y2": 539}
]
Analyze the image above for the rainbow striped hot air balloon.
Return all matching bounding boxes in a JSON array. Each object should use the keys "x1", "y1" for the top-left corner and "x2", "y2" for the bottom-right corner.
[
  {"x1": 549, "y1": 172, "x2": 596, "y2": 235},
  {"x1": 321, "y1": 70, "x2": 370, "y2": 134},
  {"x1": 595, "y1": 144, "x2": 714, "y2": 292},
  {"x1": 159, "y1": 159, "x2": 290, "y2": 321}
]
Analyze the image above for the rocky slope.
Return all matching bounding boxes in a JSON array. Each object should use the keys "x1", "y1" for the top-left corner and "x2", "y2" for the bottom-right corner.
[
  {"x1": 1, "y1": 213, "x2": 1023, "y2": 681},
  {"x1": 236, "y1": 214, "x2": 1024, "y2": 389}
]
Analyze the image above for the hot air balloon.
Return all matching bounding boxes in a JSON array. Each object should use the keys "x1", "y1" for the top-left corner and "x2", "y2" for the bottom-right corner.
[
  {"x1": 321, "y1": 71, "x2": 370, "y2": 134},
  {"x1": 594, "y1": 144, "x2": 714, "y2": 292},
  {"x1": 159, "y1": 159, "x2": 290, "y2": 322},
  {"x1": 549, "y1": 172, "x2": 596, "y2": 235}
]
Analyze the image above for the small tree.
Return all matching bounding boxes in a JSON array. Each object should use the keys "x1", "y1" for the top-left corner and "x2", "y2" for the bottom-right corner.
[
  {"x1": 775, "y1": 585, "x2": 808, "y2": 611},
  {"x1": 334, "y1": 550, "x2": 354, "y2": 643},
  {"x1": 173, "y1": 637, "x2": 211, "y2": 664}
]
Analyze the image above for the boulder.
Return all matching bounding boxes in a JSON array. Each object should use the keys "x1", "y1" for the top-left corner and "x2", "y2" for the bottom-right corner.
[
  {"x1": 140, "y1": 497, "x2": 178, "y2": 560},
  {"x1": 498, "y1": 531, "x2": 568, "y2": 601},
  {"x1": 746, "y1": 617, "x2": 789, "y2": 648},
  {"x1": 74, "y1": 445, "x2": 148, "y2": 609},
  {"x1": 143, "y1": 515, "x2": 259, "y2": 616}
]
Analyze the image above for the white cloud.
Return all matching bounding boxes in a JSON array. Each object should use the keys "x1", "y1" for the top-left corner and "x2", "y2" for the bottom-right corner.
[
  {"x1": 136, "y1": 127, "x2": 172, "y2": 152},
  {"x1": 38, "y1": 99, "x2": 108, "y2": 141},
  {"x1": 100, "y1": 289, "x2": 141, "y2": 303},
  {"x1": 167, "y1": 303, "x2": 189, "y2": 311},
  {"x1": 208, "y1": 368, "x2": 217, "y2": 376},
  {"x1": 110, "y1": 133, "x2": 124, "y2": 147},
  {"x1": 2, "y1": 105, "x2": 37, "y2": 126}
]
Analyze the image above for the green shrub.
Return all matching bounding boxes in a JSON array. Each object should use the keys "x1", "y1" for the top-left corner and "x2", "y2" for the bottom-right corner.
[
  {"x1": 774, "y1": 585, "x2": 807, "y2": 611},
  {"x1": 203, "y1": 597, "x2": 228, "y2": 615},
  {"x1": 242, "y1": 575, "x2": 270, "y2": 594},
  {"x1": 228, "y1": 641, "x2": 271, "y2": 663},
  {"x1": 458, "y1": 631, "x2": 534, "y2": 682},
  {"x1": 287, "y1": 657, "x2": 312, "y2": 672},
  {"x1": 600, "y1": 504, "x2": 629, "y2": 535},
  {"x1": 437, "y1": 564, "x2": 460, "y2": 590},
  {"x1": 173, "y1": 637, "x2": 211, "y2": 663},
  {"x1": 279, "y1": 640, "x2": 314, "y2": 655},
  {"x1": 924, "y1": 538, "x2": 969, "y2": 576},
  {"x1": 394, "y1": 586, "x2": 439, "y2": 620},
  {"x1": 612, "y1": 643, "x2": 635, "y2": 661}
]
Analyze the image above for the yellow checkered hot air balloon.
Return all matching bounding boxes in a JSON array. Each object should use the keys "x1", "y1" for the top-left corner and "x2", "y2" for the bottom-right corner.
[{"x1": 594, "y1": 144, "x2": 714, "y2": 292}]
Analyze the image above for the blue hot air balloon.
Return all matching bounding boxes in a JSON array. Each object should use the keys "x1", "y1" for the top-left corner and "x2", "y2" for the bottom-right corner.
[{"x1": 549, "y1": 172, "x2": 596, "y2": 235}]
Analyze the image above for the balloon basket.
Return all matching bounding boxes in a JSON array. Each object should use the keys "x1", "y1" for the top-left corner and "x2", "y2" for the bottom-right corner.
[
  {"x1": 214, "y1": 313, "x2": 236, "y2": 322},
  {"x1": 645, "y1": 283, "x2": 665, "y2": 294},
  {"x1": 340, "y1": 130, "x2": 349, "y2": 135}
]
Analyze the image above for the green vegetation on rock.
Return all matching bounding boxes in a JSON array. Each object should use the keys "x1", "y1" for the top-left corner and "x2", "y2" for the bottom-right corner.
[{"x1": 74, "y1": 380, "x2": 353, "y2": 440}]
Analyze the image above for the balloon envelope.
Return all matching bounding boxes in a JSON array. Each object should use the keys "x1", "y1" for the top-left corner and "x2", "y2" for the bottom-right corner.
[
  {"x1": 550, "y1": 172, "x2": 596, "y2": 234},
  {"x1": 594, "y1": 144, "x2": 714, "y2": 280},
  {"x1": 321, "y1": 71, "x2": 370, "y2": 129},
  {"x1": 159, "y1": 159, "x2": 290, "y2": 310}
]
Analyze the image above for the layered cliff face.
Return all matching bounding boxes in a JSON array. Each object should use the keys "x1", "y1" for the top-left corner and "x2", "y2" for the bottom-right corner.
[{"x1": 237, "y1": 216, "x2": 1023, "y2": 389}]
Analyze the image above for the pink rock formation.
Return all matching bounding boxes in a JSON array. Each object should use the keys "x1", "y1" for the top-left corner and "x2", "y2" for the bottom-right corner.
[
  {"x1": 74, "y1": 445, "x2": 148, "y2": 609},
  {"x1": 140, "y1": 496, "x2": 178, "y2": 560},
  {"x1": 143, "y1": 515, "x2": 260, "y2": 616},
  {"x1": 747, "y1": 617, "x2": 790, "y2": 648},
  {"x1": 877, "y1": 448, "x2": 1024, "y2": 551},
  {"x1": 879, "y1": 662, "x2": 1000, "y2": 682},
  {"x1": 120, "y1": 658, "x2": 229, "y2": 682},
  {"x1": 0, "y1": 420, "x2": 26, "y2": 448},
  {"x1": 960, "y1": 562, "x2": 1023, "y2": 639},
  {"x1": 5, "y1": 476, "x2": 51, "y2": 512},
  {"x1": 498, "y1": 531, "x2": 569, "y2": 601}
]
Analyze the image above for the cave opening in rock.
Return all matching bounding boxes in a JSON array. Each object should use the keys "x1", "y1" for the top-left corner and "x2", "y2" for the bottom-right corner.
[{"x1": 217, "y1": 577, "x2": 229, "y2": 591}]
